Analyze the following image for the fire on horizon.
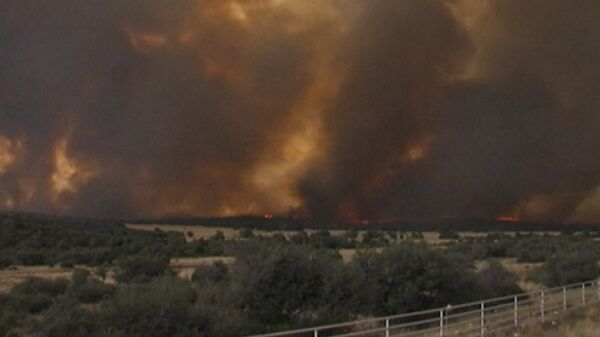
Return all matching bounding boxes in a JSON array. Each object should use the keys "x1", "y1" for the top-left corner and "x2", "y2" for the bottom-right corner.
[{"x1": 0, "y1": 0, "x2": 599, "y2": 223}]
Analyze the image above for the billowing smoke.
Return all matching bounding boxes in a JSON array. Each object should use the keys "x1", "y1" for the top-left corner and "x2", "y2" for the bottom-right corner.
[{"x1": 0, "y1": 0, "x2": 599, "y2": 222}]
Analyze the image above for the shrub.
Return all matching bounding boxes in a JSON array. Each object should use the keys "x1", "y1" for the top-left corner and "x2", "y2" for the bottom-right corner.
[
  {"x1": 12, "y1": 278, "x2": 69, "y2": 298},
  {"x1": 191, "y1": 261, "x2": 229, "y2": 286},
  {"x1": 98, "y1": 276, "x2": 199, "y2": 337},
  {"x1": 438, "y1": 230, "x2": 460, "y2": 240},
  {"x1": 95, "y1": 266, "x2": 108, "y2": 280},
  {"x1": 16, "y1": 250, "x2": 46, "y2": 266},
  {"x1": 477, "y1": 260, "x2": 522, "y2": 297},
  {"x1": 73, "y1": 280, "x2": 115, "y2": 304},
  {"x1": 212, "y1": 231, "x2": 226, "y2": 241},
  {"x1": 289, "y1": 230, "x2": 309, "y2": 244},
  {"x1": 0, "y1": 309, "x2": 22, "y2": 337},
  {"x1": 232, "y1": 243, "x2": 336, "y2": 325},
  {"x1": 351, "y1": 243, "x2": 482, "y2": 315},
  {"x1": 60, "y1": 261, "x2": 74, "y2": 269},
  {"x1": 116, "y1": 255, "x2": 170, "y2": 283},
  {"x1": 71, "y1": 269, "x2": 91, "y2": 288},
  {"x1": 410, "y1": 232, "x2": 424, "y2": 240},
  {"x1": 0, "y1": 258, "x2": 11, "y2": 270},
  {"x1": 531, "y1": 252, "x2": 600, "y2": 287},
  {"x1": 239, "y1": 228, "x2": 254, "y2": 239},
  {"x1": 32, "y1": 299, "x2": 97, "y2": 337},
  {"x1": 7, "y1": 293, "x2": 53, "y2": 314}
]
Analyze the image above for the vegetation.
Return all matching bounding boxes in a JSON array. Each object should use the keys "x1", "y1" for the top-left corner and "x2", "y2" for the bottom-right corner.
[
  {"x1": 0, "y1": 214, "x2": 227, "y2": 269},
  {"x1": 531, "y1": 252, "x2": 600, "y2": 287},
  {"x1": 2, "y1": 213, "x2": 600, "y2": 337},
  {"x1": 0, "y1": 240, "x2": 525, "y2": 337}
]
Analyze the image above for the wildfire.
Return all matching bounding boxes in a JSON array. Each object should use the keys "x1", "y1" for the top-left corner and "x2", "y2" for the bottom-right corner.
[
  {"x1": 124, "y1": 29, "x2": 168, "y2": 53},
  {"x1": 496, "y1": 215, "x2": 519, "y2": 223},
  {"x1": 51, "y1": 138, "x2": 96, "y2": 200},
  {"x1": 264, "y1": 213, "x2": 273, "y2": 219},
  {"x1": 0, "y1": 135, "x2": 22, "y2": 175}
]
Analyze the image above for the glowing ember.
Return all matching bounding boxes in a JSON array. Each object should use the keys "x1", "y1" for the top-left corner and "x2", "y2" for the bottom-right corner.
[
  {"x1": 496, "y1": 216, "x2": 519, "y2": 223},
  {"x1": 264, "y1": 213, "x2": 273, "y2": 219}
]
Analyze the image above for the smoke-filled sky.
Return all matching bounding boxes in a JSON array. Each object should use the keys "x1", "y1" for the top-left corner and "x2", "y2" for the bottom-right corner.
[{"x1": 0, "y1": 0, "x2": 599, "y2": 222}]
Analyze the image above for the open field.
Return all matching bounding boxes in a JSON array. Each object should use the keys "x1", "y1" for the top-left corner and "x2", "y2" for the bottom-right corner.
[
  {"x1": 126, "y1": 223, "x2": 348, "y2": 241},
  {"x1": 0, "y1": 266, "x2": 73, "y2": 293},
  {"x1": 521, "y1": 304, "x2": 600, "y2": 337},
  {"x1": 126, "y1": 223, "x2": 560, "y2": 243}
]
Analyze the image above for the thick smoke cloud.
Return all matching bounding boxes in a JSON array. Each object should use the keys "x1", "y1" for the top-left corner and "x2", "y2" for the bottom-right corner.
[
  {"x1": 0, "y1": 0, "x2": 599, "y2": 222},
  {"x1": 0, "y1": 0, "x2": 336, "y2": 217},
  {"x1": 299, "y1": 0, "x2": 600, "y2": 222}
]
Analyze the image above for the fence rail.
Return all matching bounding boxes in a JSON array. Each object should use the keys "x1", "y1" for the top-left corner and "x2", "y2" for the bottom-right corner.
[{"x1": 245, "y1": 279, "x2": 600, "y2": 337}]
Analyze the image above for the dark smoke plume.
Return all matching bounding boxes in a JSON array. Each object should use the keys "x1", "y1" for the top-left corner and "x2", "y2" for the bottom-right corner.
[{"x1": 1, "y1": 0, "x2": 599, "y2": 222}]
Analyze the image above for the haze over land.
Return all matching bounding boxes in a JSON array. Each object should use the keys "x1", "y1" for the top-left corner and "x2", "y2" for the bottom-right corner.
[{"x1": 0, "y1": 0, "x2": 599, "y2": 223}]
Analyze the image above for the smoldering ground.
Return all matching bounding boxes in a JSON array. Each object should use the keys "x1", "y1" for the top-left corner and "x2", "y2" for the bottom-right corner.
[{"x1": 0, "y1": 0, "x2": 599, "y2": 222}]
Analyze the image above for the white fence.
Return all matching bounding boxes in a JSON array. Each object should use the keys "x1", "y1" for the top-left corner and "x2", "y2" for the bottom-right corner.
[{"x1": 245, "y1": 280, "x2": 600, "y2": 337}]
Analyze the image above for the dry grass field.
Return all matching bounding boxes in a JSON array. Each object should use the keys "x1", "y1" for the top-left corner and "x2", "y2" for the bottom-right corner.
[
  {"x1": 126, "y1": 223, "x2": 348, "y2": 241},
  {"x1": 0, "y1": 266, "x2": 73, "y2": 293},
  {"x1": 521, "y1": 304, "x2": 600, "y2": 337},
  {"x1": 126, "y1": 224, "x2": 561, "y2": 244},
  {"x1": 475, "y1": 258, "x2": 543, "y2": 291}
]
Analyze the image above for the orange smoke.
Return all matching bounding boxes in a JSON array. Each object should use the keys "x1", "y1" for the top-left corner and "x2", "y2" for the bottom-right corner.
[
  {"x1": 51, "y1": 138, "x2": 96, "y2": 202},
  {"x1": 124, "y1": 29, "x2": 168, "y2": 53},
  {"x1": 0, "y1": 135, "x2": 22, "y2": 175}
]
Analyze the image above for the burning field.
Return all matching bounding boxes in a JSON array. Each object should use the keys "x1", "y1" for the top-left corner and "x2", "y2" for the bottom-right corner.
[{"x1": 0, "y1": 0, "x2": 599, "y2": 224}]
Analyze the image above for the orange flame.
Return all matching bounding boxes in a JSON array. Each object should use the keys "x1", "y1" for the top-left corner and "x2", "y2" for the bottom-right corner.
[
  {"x1": 0, "y1": 135, "x2": 22, "y2": 175},
  {"x1": 496, "y1": 215, "x2": 519, "y2": 222},
  {"x1": 51, "y1": 138, "x2": 97, "y2": 200}
]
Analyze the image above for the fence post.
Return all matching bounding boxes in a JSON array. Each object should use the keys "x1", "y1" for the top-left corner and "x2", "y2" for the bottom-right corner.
[
  {"x1": 480, "y1": 302, "x2": 485, "y2": 337},
  {"x1": 540, "y1": 290, "x2": 545, "y2": 322},
  {"x1": 514, "y1": 296, "x2": 518, "y2": 330},
  {"x1": 582, "y1": 283, "x2": 586, "y2": 305},
  {"x1": 563, "y1": 287, "x2": 567, "y2": 311},
  {"x1": 439, "y1": 309, "x2": 444, "y2": 337},
  {"x1": 385, "y1": 318, "x2": 390, "y2": 337},
  {"x1": 314, "y1": 329, "x2": 318, "y2": 337}
]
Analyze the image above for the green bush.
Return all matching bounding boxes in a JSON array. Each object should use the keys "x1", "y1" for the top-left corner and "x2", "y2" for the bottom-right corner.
[
  {"x1": 438, "y1": 231, "x2": 460, "y2": 240},
  {"x1": 98, "y1": 277, "x2": 199, "y2": 337},
  {"x1": 116, "y1": 255, "x2": 170, "y2": 283},
  {"x1": 72, "y1": 280, "x2": 115, "y2": 304},
  {"x1": 531, "y1": 252, "x2": 600, "y2": 287},
  {"x1": 16, "y1": 251, "x2": 46, "y2": 266},
  {"x1": 232, "y1": 243, "x2": 345, "y2": 325},
  {"x1": 5, "y1": 278, "x2": 68, "y2": 314},
  {"x1": 12, "y1": 278, "x2": 69, "y2": 298},
  {"x1": 71, "y1": 269, "x2": 91, "y2": 288},
  {"x1": 0, "y1": 257, "x2": 11, "y2": 269},
  {"x1": 239, "y1": 228, "x2": 255, "y2": 239},
  {"x1": 477, "y1": 260, "x2": 522, "y2": 297},
  {"x1": 31, "y1": 299, "x2": 97, "y2": 337},
  {"x1": 191, "y1": 261, "x2": 229, "y2": 286},
  {"x1": 8, "y1": 293, "x2": 53, "y2": 314},
  {"x1": 351, "y1": 243, "x2": 483, "y2": 315}
]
